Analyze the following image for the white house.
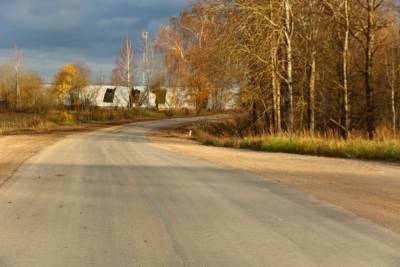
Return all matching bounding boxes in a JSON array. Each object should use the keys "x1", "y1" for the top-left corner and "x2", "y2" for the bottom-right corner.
[
  {"x1": 78, "y1": 85, "x2": 238, "y2": 110},
  {"x1": 79, "y1": 85, "x2": 158, "y2": 109}
]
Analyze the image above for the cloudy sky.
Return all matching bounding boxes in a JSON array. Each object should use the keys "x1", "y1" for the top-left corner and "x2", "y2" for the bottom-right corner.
[{"x1": 0, "y1": 0, "x2": 188, "y2": 81}]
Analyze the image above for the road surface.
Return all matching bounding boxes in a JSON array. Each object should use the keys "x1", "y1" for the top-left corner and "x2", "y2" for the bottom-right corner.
[{"x1": 1, "y1": 117, "x2": 400, "y2": 267}]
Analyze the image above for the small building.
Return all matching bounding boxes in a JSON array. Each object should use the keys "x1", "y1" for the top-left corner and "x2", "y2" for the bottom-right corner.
[
  {"x1": 79, "y1": 85, "x2": 238, "y2": 110},
  {"x1": 80, "y1": 85, "x2": 134, "y2": 108}
]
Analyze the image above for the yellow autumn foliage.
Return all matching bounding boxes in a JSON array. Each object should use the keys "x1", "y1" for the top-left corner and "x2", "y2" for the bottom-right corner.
[{"x1": 53, "y1": 64, "x2": 88, "y2": 97}]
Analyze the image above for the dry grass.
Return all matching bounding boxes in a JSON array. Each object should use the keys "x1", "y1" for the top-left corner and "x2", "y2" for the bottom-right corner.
[
  {"x1": 191, "y1": 120, "x2": 400, "y2": 162},
  {"x1": 0, "y1": 108, "x2": 194, "y2": 135}
]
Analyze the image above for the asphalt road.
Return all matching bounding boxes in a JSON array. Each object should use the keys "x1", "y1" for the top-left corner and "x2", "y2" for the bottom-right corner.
[{"x1": 1, "y1": 117, "x2": 400, "y2": 267}]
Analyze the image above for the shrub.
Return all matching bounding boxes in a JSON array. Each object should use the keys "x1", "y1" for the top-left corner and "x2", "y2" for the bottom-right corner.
[{"x1": 57, "y1": 111, "x2": 76, "y2": 124}]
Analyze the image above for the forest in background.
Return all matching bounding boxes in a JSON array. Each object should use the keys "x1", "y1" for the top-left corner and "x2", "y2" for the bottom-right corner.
[
  {"x1": 1, "y1": 0, "x2": 400, "y2": 160},
  {"x1": 155, "y1": 0, "x2": 400, "y2": 140}
]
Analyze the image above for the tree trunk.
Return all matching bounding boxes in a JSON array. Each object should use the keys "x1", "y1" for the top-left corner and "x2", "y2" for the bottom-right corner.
[
  {"x1": 365, "y1": 0, "x2": 376, "y2": 139},
  {"x1": 271, "y1": 47, "x2": 282, "y2": 134},
  {"x1": 392, "y1": 83, "x2": 397, "y2": 137},
  {"x1": 342, "y1": 0, "x2": 351, "y2": 138},
  {"x1": 390, "y1": 45, "x2": 397, "y2": 137},
  {"x1": 251, "y1": 102, "x2": 258, "y2": 135},
  {"x1": 15, "y1": 71, "x2": 20, "y2": 111},
  {"x1": 387, "y1": 43, "x2": 397, "y2": 137},
  {"x1": 309, "y1": 52, "x2": 316, "y2": 134},
  {"x1": 284, "y1": 0, "x2": 294, "y2": 134}
]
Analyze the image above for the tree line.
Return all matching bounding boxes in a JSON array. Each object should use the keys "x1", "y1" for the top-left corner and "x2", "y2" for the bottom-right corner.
[
  {"x1": 155, "y1": 0, "x2": 400, "y2": 139},
  {"x1": 0, "y1": 47, "x2": 47, "y2": 112},
  {"x1": 0, "y1": 37, "x2": 153, "y2": 111}
]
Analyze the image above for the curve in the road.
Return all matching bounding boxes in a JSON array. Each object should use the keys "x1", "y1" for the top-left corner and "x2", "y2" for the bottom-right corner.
[{"x1": 0, "y1": 116, "x2": 400, "y2": 267}]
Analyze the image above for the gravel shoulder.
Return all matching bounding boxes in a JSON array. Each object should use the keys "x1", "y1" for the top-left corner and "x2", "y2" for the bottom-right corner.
[
  {"x1": 0, "y1": 124, "x2": 115, "y2": 186},
  {"x1": 0, "y1": 116, "x2": 217, "y2": 187},
  {"x1": 0, "y1": 135, "x2": 59, "y2": 186},
  {"x1": 149, "y1": 126, "x2": 400, "y2": 234}
]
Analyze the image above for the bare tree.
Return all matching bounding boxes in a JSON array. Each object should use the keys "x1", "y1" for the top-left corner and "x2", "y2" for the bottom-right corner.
[
  {"x1": 269, "y1": 2, "x2": 283, "y2": 133},
  {"x1": 156, "y1": 0, "x2": 398, "y2": 138},
  {"x1": 387, "y1": 43, "x2": 398, "y2": 137},
  {"x1": 283, "y1": 0, "x2": 294, "y2": 133},
  {"x1": 13, "y1": 45, "x2": 23, "y2": 111},
  {"x1": 365, "y1": 0, "x2": 377, "y2": 139},
  {"x1": 298, "y1": 0, "x2": 324, "y2": 134},
  {"x1": 114, "y1": 37, "x2": 134, "y2": 88},
  {"x1": 322, "y1": 0, "x2": 352, "y2": 138},
  {"x1": 342, "y1": 0, "x2": 351, "y2": 138},
  {"x1": 384, "y1": 15, "x2": 399, "y2": 137},
  {"x1": 140, "y1": 31, "x2": 153, "y2": 106},
  {"x1": 353, "y1": 0, "x2": 387, "y2": 139}
]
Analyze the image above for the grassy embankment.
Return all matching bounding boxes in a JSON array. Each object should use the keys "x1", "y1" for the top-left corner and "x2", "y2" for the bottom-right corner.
[
  {"x1": 0, "y1": 108, "x2": 191, "y2": 135},
  {"x1": 190, "y1": 120, "x2": 400, "y2": 162}
]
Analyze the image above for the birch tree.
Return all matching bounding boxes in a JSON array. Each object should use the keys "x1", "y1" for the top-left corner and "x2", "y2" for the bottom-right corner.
[
  {"x1": 113, "y1": 37, "x2": 134, "y2": 88},
  {"x1": 322, "y1": 0, "x2": 353, "y2": 138},
  {"x1": 352, "y1": 0, "x2": 388, "y2": 139},
  {"x1": 297, "y1": 0, "x2": 325, "y2": 134},
  {"x1": 156, "y1": 0, "x2": 398, "y2": 138},
  {"x1": 386, "y1": 42, "x2": 398, "y2": 137},
  {"x1": 13, "y1": 45, "x2": 23, "y2": 111},
  {"x1": 283, "y1": 0, "x2": 294, "y2": 133}
]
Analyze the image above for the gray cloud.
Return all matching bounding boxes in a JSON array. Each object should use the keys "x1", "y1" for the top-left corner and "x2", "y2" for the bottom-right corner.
[{"x1": 0, "y1": 0, "x2": 187, "y2": 80}]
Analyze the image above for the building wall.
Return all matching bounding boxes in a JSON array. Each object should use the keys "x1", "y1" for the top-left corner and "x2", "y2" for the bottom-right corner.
[
  {"x1": 79, "y1": 85, "x2": 238, "y2": 110},
  {"x1": 81, "y1": 86, "x2": 131, "y2": 108}
]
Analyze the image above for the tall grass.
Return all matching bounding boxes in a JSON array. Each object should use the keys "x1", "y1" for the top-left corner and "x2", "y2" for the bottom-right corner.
[{"x1": 192, "y1": 121, "x2": 400, "y2": 162}]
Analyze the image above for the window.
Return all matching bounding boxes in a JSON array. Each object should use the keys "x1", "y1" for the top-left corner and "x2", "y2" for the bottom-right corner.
[{"x1": 103, "y1": 88, "x2": 116, "y2": 103}]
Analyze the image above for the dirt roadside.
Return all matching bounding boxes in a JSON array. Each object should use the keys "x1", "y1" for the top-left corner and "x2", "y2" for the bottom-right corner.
[
  {"x1": 149, "y1": 126, "x2": 400, "y2": 234},
  {"x1": 0, "y1": 123, "x2": 122, "y2": 186},
  {"x1": 0, "y1": 115, "x2": 216, "y2": 187},
  {"x1": 0, "y1": 135, "x2": 59, "y2": 186}
]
